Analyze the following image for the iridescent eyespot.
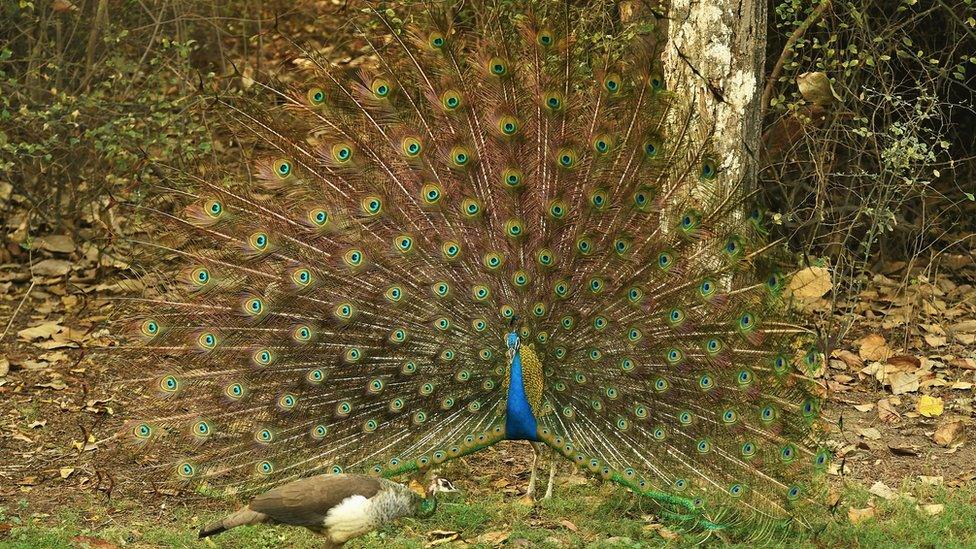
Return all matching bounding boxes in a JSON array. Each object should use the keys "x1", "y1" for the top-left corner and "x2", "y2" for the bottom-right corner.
[
  {"x1": 432, "y1": 242, "x2": 456, "y2": 262},
  {"x1": 368, "y1": 378, "x2": 384, "y2": 394},
  {"x1": 627, "y1": 286, "x2": 644, "y2": 303},
  {"x1": 737, "y1": 369, "x2": 753, "y2": 386},
  {"x1": 371, "y1": 78, "x2": 391, "y2": 98},
  {"x1": 189, "y1": 266, "x2": 210, "y2": 287},
  {"x1": 278, "y1": 393, "x2": 297, "y2": 410},
  {"x1": 576, "y1": 237, "x2": 593, "y2": 255},
  {"x1": 553, "y1": 280, "x2": 569, "y2": 298},
  {"x1": 204, "y1": 199, "x2": 223, "y2": 218},
  {"x1": 472, "y1": 284, "x2": 490, "y2": 302},
  {"x1": 738, "y1": 312, "x2": 756, "y2": 332},
  {"x1": 504, "y1": 218, "x2": 525, "y2": 239},
  {"x1": 761, "y1": 405, "x2": 777, "y2": 422},
  {"x1": 308, "y1": 208, "x2": 330, "y2": 227},
  {"x1": 292, "y1": 268, "x2": 312, "y2": 287},
  {"x1": 654, "y1": 377, "x2": 669, "y2": 392},
  {"x1": 620, "y1": 357, "x2": 636, "y2": 372},
  {"x1": 499, "y1": 305, "x2": 515, "y2": 319},
  {"x1": 500, "y1": 168, "x2": 524, "y2": 190},
  {"x1": 604, "y1": 73, "x2": 621, "y2": 93},
  {"x1": 344, "y1": 347, "x2": 362, "y2": 363},
  {"x1": 697, "y1": 439, "x2": 711, "y2": 453},
  {"x1": 699, "y1": 278, "x2": 716, "y2": 298},
  {"x1": 159, "y1": 374, "x2": 180, "y2": 393},
  {"x1": 483, "y1": 251, "x2": 503, "y2": 270},
  {"x1": 653, "y1": 426, "x2": 667, "y2": 440},
  {"x1": 253, "y1": 348, "x2": 273, "y2": 366},
  {"x1": 413, "y1": 411, "x2": 428, "y2": 425},
  {"x1": 665, "y1": 347, "x2": 683, "y2": 364},
  {"x1": 632, "y1": 187, "x2": 654, "y2": 211},
  {"x1": 657, "y1": 251, "x2": 675, "y2": 270},
  {"x1": 343, "y1": 249, "x2": 364, "y2": 268},
  {"x1": 421, "y1": 183, "x2": 443, "y2": 205},
  {"x1": 258, "y1": 461, "x2": 274, "y2": 475},
  {"x1": 401, "y1": 137, "x2": 423, "y2": 157},
  {"x1": 140, "y1": 319, "x2": 160, "y2": 338},
  {"x1": 512, "y1": 270, "x2": 530, "y2": 287},
  {"x1": 197, "y1": 332, "x2": 217, "y2": 350},
  {"x1": 450, "y1": 146, "x2": 471, "y2": 167},
  {"x1": 243, "y1": 297, "x2": 264, "y2": 316},
  {"x1": 642, "y1": 138, "x2": 660, "y2": 158},
  {"x1": 498, "y1": 116, "x2": 519, "y2": 136},
  {"x1": 307, "y1": 87, "x2": 326, "y2": 105},
  {"x1": 462, "y1": 197, "x2": 482, "y2": 218},
  {"x1": 556, "y1": 148, "x2": 577, "y2": 168},
  {"x1": 248, "y1": 231, "x2": 269, "y2": 252},
  {"x1": 537, "y1": 248, "x2": 554, "y2": 266},
  {"x1": 489, "y1": 57, "x2": 508, "y2": 76},
  {"x1": 548, "y1": 199, "x2": 567, "y2": 220},
  {"x1": 542, "y1": 91, "x2": 563, "y2": 111},
  {"x1": 441, "y1": 89, "x2": 462, "y2": 110},
  {"x1": 272, "y1": 158, "x2": 292, "y2": 178},
  {"x1": 384, "y1": 285, "x2": 404, "y2": 303},
  {"x1": 311, "y1": 424, "x2": 328, "y2": 439},
  {"x1": 389, "y1": 328, "x2": 407, "y2": 344},
  {"x1": 698, "y1": 374, "x2": 714, "y2": 390},
  {"x1": 336, "y1": 401, "x2": 352, "y2": 416},
  {"x1": 700, "y1": 157, "x2": 718, "y2": 180},
  {"x1": 293, "y1": 325, "x2": 312, "y2": 342},
  {"x1": 133, "y1": 423, "x2": 153, "y2": 439},
  {"x1": 472, "y1": 318, "x2": 487, "y2": 332},
  {"x1": 431, "y1": 281, "x2": 450, "y2": 298},
  {"x1": 177, "y1": 462, "x2": 196, "y2": 479},
  {"x1": 402, "y1": 361, "x2": 417, "y2": 374},
  {"x1": 428, "y1": 31, "x2": 446, "y2": 49},
  {"x1": 394, "y1": 234, "x2": 414, "y2": 253},
  {"x1": 589, "y1": 189, "x2": 607, "y2": 209},
  {"x1": 434, "y1": 317, "x2": 451, "y2": 331},
  {"x1": 592, "y1": 134, "x2": 612, "y2": 154},
  {"x1": 334, "y1": 302, "x2": 356, "y2": 320},
  {"x1": 741, "y1": 442, "x2": 757, "y2": 458},
  {"x1": 225, "y1": 382, "x2": 245, "y2": 400},
  {"x1": 678, "y1": 411, "x2": 693, "y2": 425},
  {"x1": 627, "y1": 327, "x2": 643, "y2": 342},
  {"x1": 613, "y1": 237, "x2": 631, "y2": 255},
  {"x1": 307, "y1": 369, "x2": 324, "y2": 383},
  {"x1": 361, "y1": 196, "x2": 383, "y2": 216},
  {"x1": 721, "y1": 409, "x2": 738, "y2": 424},
  {"x1": 787, "y1": 486, "x2": 802, "y2": 501},
  {"x1": 780, "y1": 444, "x2": 797, "y2": 463},
  {"x1": 331, "y1": 143, "x2": 353, "y2": 163},
  {"x1": 255, "y1": 428, "x2": 274, "y2": 443},
  {"x1": 537, "y1": 29, "x2": 554, "y2": 46}
]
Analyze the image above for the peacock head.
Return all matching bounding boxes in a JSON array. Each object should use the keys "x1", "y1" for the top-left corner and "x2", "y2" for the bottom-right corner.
[{"x1": 505, "y1": 331, "x2": 521, "y2": 363}]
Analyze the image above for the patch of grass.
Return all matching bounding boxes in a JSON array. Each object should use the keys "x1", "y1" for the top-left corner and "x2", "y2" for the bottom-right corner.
[{"x1": 2, "y1": 483, "x2": 974, "y2": 548}]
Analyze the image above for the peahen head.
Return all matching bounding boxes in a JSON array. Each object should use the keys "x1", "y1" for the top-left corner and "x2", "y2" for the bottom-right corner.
[{"x1": 415, "y1": 475, "x2": 458, "y2": 517}]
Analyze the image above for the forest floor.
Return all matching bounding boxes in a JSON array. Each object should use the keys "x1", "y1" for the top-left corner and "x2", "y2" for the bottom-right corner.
[{"x1": 1, "y1": 229, "x2": 974, "y2": 547}]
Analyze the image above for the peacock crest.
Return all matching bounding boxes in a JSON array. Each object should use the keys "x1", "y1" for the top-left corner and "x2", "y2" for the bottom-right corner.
[{"x1": 116, "y1": 1, "x2": 828, "y2": 537}]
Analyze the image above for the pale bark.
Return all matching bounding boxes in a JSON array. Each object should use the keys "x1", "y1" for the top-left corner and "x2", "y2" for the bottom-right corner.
[{"x1": 663, "y1": 0, "x2": 767, "y2": 191}]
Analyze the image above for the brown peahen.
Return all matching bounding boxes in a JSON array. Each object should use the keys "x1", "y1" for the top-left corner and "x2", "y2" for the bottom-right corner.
[
  {"x1": 117, "y1": 0, "x2": 828, "y2": 540},
  {"x1": 198, "y1": 473, "x2": 457, "y2": 546}
]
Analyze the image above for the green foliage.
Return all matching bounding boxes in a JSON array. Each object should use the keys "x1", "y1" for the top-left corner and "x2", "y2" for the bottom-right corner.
[{"x1": 0, "y1": 2, "x2": 214, "y2": 245}]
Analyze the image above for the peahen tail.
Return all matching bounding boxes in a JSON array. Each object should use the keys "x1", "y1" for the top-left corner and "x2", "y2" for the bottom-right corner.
[{"x1": 114, "y1": 1, "x2": 828, "y2": 538}]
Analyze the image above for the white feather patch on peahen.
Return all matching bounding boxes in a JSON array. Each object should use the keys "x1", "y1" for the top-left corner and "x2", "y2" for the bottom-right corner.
[{"x1": 323, "y1": 495, "x2": 375, "y2": 543}]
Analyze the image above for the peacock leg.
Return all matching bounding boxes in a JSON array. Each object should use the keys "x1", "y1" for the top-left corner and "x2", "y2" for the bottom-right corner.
[
  {"x1": 519, "y1": 442, "x2": 543, "y2": 504},
  {"x1": 542, "y1": 454, "x2": 556, "y2": 500}
]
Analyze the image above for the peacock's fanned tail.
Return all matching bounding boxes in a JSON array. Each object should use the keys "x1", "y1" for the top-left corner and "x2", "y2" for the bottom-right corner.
[{"x1": 115, "y1": 1, "x2": 829, "y2": 537}]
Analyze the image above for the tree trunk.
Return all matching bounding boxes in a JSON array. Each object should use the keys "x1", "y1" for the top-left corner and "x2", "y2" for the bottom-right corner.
[{"x1": 662, "y1": 0, "x2": 767, "y2": 193}]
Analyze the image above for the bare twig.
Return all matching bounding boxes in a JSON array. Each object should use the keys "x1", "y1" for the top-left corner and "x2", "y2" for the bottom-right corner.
[{"x1": 760, "y1": 0, "x2": 833, "y2": 118}]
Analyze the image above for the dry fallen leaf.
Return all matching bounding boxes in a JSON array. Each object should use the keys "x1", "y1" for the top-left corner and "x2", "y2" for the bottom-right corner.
[
  {"x1": 858, "y1": 334, "x2": 894, "y2": 362},
  {"x1": 922, "y1": 504, "x2": 945, "y2": 516},
  {"x1": 848, "y1": 506, "x2": 876, "y2": 525},
  {"x1": 889, "y1": 371, "x2": 920, "y2": 395},
  {"x1": 33, "y1": 234, "x2": 76, "y2": 254},
  {"x1": 859, "y1": 427, "x2": 882, "y2": 440},
  {"x1": 933, "y1": 419, "x2": 965, "y2": 447},
  {"x1": 559, "y1": 519, "x2": 579, "y2": 532},
  {"x1": 869, "y1": 481, "x2": 897, "y2": 500},
  {"x1": 917, "y1": 395, "x2": 944, "y2": 417},
  {"x1": 788, "y1": 266, "x2": 833, "y2": 304}
]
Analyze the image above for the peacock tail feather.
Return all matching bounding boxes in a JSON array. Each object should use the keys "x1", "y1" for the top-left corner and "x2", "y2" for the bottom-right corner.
[{"x1": 114, "y1": 0, "x2": 828, "y2": 538}]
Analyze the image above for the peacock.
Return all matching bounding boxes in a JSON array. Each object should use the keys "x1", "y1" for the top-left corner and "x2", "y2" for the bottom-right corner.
[
  {"x1": 116, "y1": 0, "x2": 829, "y2": 540},
  {"x1": 198, "y1": 473, "x2": 458, "y2": 546}
]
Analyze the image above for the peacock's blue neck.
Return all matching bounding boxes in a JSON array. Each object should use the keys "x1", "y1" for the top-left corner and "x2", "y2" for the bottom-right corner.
[{"x1": 504, "y1": 350, "x2": 539, "y2": 441}]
